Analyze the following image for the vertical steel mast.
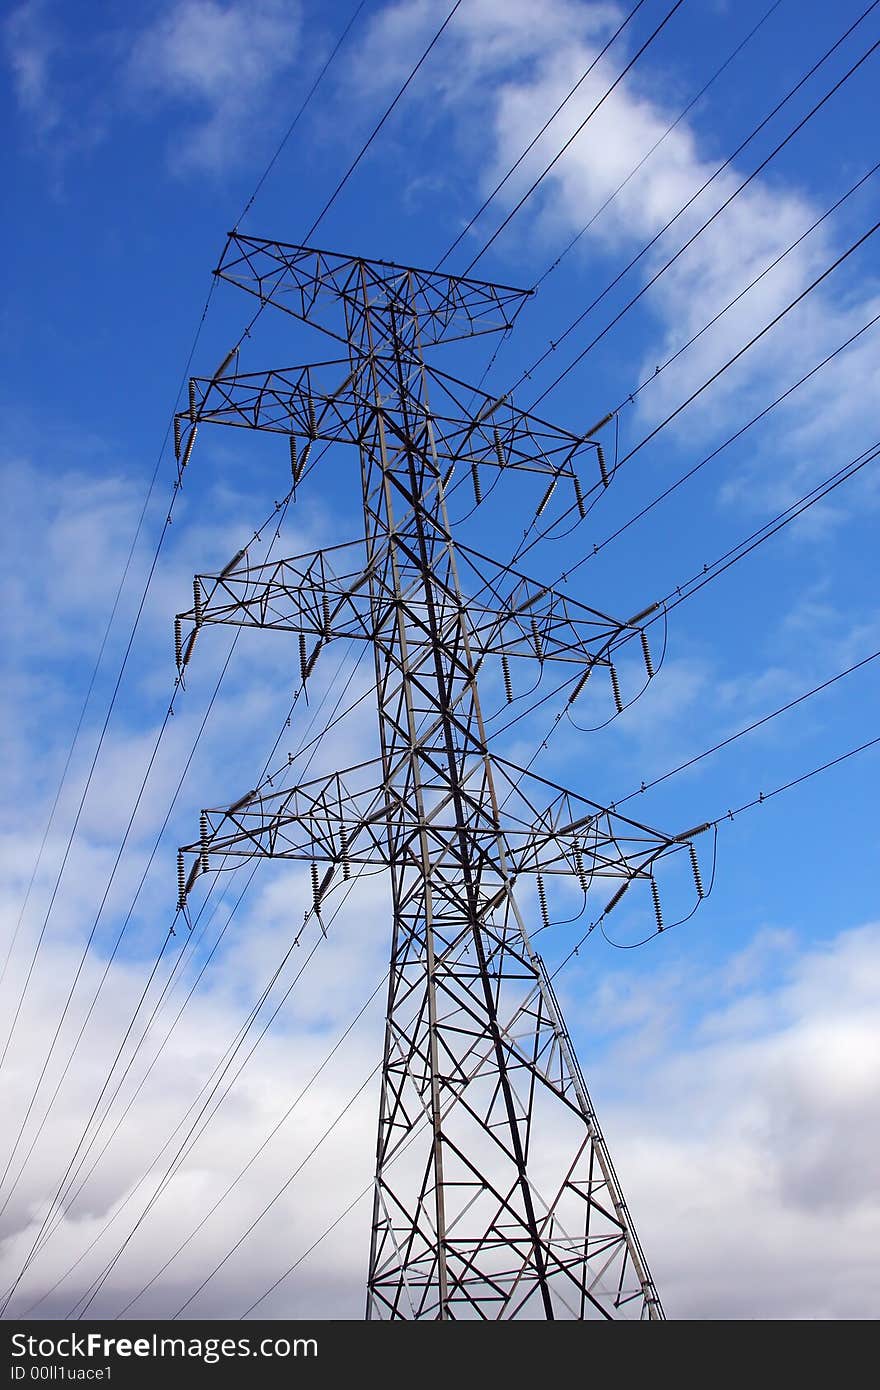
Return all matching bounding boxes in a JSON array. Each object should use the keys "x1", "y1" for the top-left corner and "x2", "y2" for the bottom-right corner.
[{"x1": 176, "y1": 238, "x2": 707, "y2": 1318}]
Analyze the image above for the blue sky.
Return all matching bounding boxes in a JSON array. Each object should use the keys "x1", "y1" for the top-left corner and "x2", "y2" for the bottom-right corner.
[{"x1": 1, "y1": 0, "x2": 879, "y2": 1319}]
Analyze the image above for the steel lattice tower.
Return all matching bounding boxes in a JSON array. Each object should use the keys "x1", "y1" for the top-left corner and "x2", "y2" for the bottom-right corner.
[{"x1": 176, "y1": 238, "x2": 707, "y2": 1319}]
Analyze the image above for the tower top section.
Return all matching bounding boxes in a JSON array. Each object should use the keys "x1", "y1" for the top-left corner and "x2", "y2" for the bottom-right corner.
[{"x1": 215, "y1": 233, "x2": 533, "y2": 348}]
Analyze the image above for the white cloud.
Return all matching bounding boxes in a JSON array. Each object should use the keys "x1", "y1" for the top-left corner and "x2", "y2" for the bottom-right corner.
[
  {"x1": 4, "y1": 0, "x2": 878, "y2": 1323},
  {"x1": 3, "y1": 0, "x2": 59, "y2": 139},
  {"x1": 4, "y1": 0, "x2": 304, "y2": 175},
  {"x1": 1, "y1": 442, "x2": 876, "y2": 1320},
  {"x1": 354, "y1": 0, "x2": 880, "y2": 520},
  {"x1": 3, "y1": 892, "x2": 879, "y2": 1318},
  {"x1": 561, "y1": 921, "x2": 880, "y2": 1318},
  {"x1": 126, "y1": 0, "x2": 303, "y2": 174}
]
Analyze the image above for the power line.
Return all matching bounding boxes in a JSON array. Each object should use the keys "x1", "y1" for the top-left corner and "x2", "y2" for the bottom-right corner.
[
  {"x1": 38, "y1": 645, "x2": 371, "y2": 1261},
  {"x1": 232, "y1": 0, "x2": 371, "y2": 231},
  {"x1": 0, "y1": 0, "x2": 377, "y2": 1048},
  {"x1": 238, "y1": 719, "x2": 880, "y2": 1314},
  {"x1": 0, "y1": 486, "x2": 313, "y2": 1308},
  {"x1": 0, "y1": 625, "x2": 252, "y2": 1229},
  {"x1": 170, "y1": 1062, "x2": 381, "y2": 1319},
  {"x1": 460, "y1": 0, "x2": 689, "y2": 275},
  {"x1": 599, "y1": 215, "x2": 880, "y2": 460},
  {"x1": 643, "y1": 440, "x2": 880, "y2": 625},
  {"x1": 18, "y1": 2, "x2": 873, "y2": 1312},
  {"x1": 716, "y1": 732, "x2": 880, "y2": 820},
  {"x1": 516, "y1": 432, "x2": 878, "y2": 752},
  {"x1": 518, "y1": 0, "x2": 879, "y2": 396},
  {"x1": 598, "y1": 731, "x2": 880, "y2": 950},
  {"x1": 169, "y1": 904, "x2": 514, "y2": 1320},
  {"x1": 528, "y1": 16, "x2": 880, "y2": 406},
  {"x1": 532, "y1": 0, "x2": 788, "y2": 289},
  {"x1": 520, "y1": 308, "x2": 880, "y2": 578},
  {"x1": 436, "y1": 0, "x2": 651, "y2": 268},
  {"x1": 449, "y1": 0, "x2": 788, "y2": 413},
  {"x1": 504, "y1": 239, "x2": 879, "y2": 581},
  {"x1": 68, "y1": 870, "x2": 366, "y2": 1320},
  {"x1": 0, "y1": 485, "x2": 295, "y2": 1217},
  {"x1": 613, "y1": 648, "x2": 880, "y2": 810},
  {"x1": 10, "y1": 868, "x2": 241, "y2": 1318},
  {"x1": 41, "y1": 649, "x2": 375, "y2": 1314},
  {"x1": 65, "y1": 929, "x2": 326, "y2": 1318},
  {"x1": 241, "y1": 1181, "x2": 371, "y2": 1318},
  {"x1": 441, "y1": 155, "x2": 880, "y2": 541},
  {"x1": 14, "y1": 637, "x2": 370, "y2": 1297},
  {"x1": 117, "y1": 975, "x2": 386, "y2": 1317},
  {"x1": 0, "y1": 312, "x2": 219, "y2": 1078},
  {"x1": 303, "y1": 0, "x2": 465, "y2": 243},
  {"x1": 604, "y1": 159, "x2": 880, "y2": 419},
  {"x1": 507, "y1": 215, "x2": 880, "y2": 573},
  {"x1": 4, "y1": 638, "x2": 372, "y2": 1311}
]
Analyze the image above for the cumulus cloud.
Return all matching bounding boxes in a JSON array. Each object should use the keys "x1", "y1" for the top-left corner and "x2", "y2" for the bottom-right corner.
[
  {"x1": 2, "y1": 897, "x2": 879, "y2": 1318},
  {"x1": 4, "y1": 0, "x2": 878, "y2": 1324},
  {"x1": 559, "y1": 921, "x2": 880, "y2": 1318}
]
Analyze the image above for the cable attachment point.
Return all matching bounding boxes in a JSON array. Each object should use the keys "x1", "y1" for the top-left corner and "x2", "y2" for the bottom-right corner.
[
  {"x1": 219, "y1": 547, "x2": 247, "y2": 580},
  {"x1": 501, "y1": 653, "x2": 514, "y2": 704},
  {"x1": 311, "y1": 860, "x2": 321, "y2": 911},
  {"x1": 177, "y1": 850, "x2": 186, "y2": 912},
  {"x1": 568, "y1": 665, "x2": 591, "y2": 705},
  {"x1": 476, "y1": 393, "x2": 508, "y2": 423},
  {"x1": 537, "y1": 873, "x2": 550, "y2": 930},
  {"x1": 295, "y1": 439, "x2": 311, "y2": 483},
  {"x1": 572, "y1": 837, "x2": 589, "y2": 894},
  {"x1": 180, "y1": 426, "x2": 197, "y2": 473},
  {"x1": 535, "y1": 475, "x2": 557, "y2": 519},
  {"x1": 213, "y1": 346, "x2": 238, "y2": 380},
  {"x1": 689, "y1": 843, "x2": 705, "y2": 898},
  {"x1": 340, "y1": 827, "x2": 351, "y2": 881},
  {"x1": 650, "y1": 877, "x2": 664, "y2": 932},
  {"x1": 609, "y1": 662, "x2": 624, "y2": 714},
  {"x1": 181, "y1": 629, "x2": 198, "y2": 667},
  {"x1": 604, "y1": 878, "x2": 631, "y2": 915},
  {"x1": 573, "y1": 473, "x2": 587, "y2": 519},
  {"x1": 640, "y1": 630, "x2": 655, "y2": 679},
  {"x1": 471, "y1": 462, "x2": 483, "y2": 506},
  {"x1": 584, "y1": 411, "x2": 613, "y2": 438},
  {"x1": 305, "y1": 640, "x2": 321, "y2": 678}
]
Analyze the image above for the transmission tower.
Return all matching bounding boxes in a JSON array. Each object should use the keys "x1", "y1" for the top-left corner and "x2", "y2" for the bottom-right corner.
[{"x1": 175, "y1": 237, "x2": 707, "y2": 1319}]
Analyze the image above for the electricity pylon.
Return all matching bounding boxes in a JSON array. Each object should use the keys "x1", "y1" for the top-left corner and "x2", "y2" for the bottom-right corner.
[{"x1": 175, "y1": 237, "x2": 707, "y2": 1319}]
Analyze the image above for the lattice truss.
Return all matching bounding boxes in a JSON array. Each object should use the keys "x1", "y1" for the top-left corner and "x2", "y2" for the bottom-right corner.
[{"x1": 175, "y1": 235, "x2": 709, "y2": 1320}]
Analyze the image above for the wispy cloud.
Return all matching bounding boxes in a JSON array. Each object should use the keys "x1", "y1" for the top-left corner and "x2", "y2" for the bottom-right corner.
[
  {"x1": 126, "y1": 0, "x2": 303, "y2": 174},
  {"x1": 4, "y1": 0, "x2": 304, "y2": 176},
  {"x1": 354, "y1": 0, "x2": 880, "y2": 518},
  {"x1": 4, "y1": 0, "x2": 61, "y2": 141}
]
